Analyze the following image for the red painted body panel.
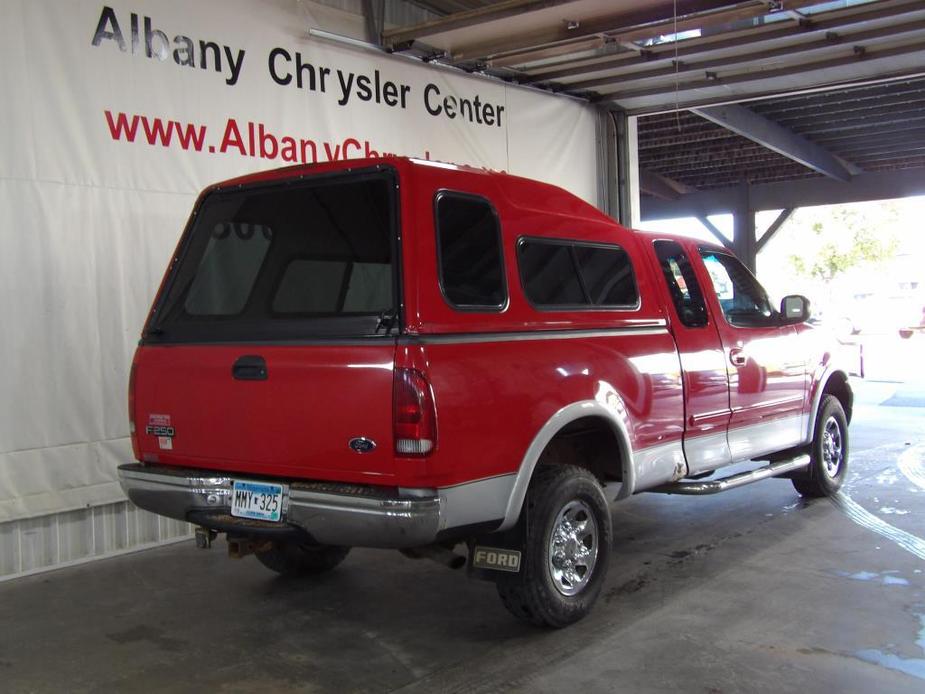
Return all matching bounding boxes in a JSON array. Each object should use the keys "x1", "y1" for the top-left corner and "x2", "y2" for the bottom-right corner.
[
  {"x1": 132, "y1": 157, "x2": 832, "y2": 496},
  {"x1": 796, "y1": 321, "x2": 834, "y2": 412},
  {"x1": 413, "y1": 335, "x2": 684, "y2": 488},
  {"x1": 635, "y1": 233, "x2": 731, "y2": 447},
  {"x1": 686, "y1": 246, "x2": 806, "y2": 430},
  {"x1": 400, "y1": 161, "x2": 665, "y2": 335},
  {"x1": 134, "y1": 343, "x2": 398, "y2": 484}
]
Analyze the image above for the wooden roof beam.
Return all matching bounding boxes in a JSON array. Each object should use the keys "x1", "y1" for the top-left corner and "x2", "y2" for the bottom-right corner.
[
  {"x1": 756, "y1": 207, "x2": 793, "y2": 252},
  {"x1": 563, "y1": 17, "x2": 925, "y2": 92},
  {"x1": 697, "y1": 215, "x2": 733, "y2": 248},
  {"x1": 445, "y1": 1, "x2": 790, "y2": 63},
  {"x1": 640, "y1": 169, "x2": 697, "y2": 200},
  {"x1": 381, "y1": 0, "x2": 578, "y2": 49},
  {"x1": 691, "y1": 103, "x2": 860, "y2": 182},
  {"x1": 641, "y1": 168, "x2": 925, "y2": 220},
  {"x1": 525, "y1": 0, "x2": 925, "y2": 81},
  {"x1": 596, "y1": 39, "x2": 925, "y2": 100}
]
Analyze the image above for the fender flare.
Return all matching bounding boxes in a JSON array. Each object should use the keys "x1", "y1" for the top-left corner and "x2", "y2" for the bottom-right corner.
[
  {"x1": 497, "y1": 400, "x2": 635, "y2": 531},
  {"x1": 805, "y1": 365, "x2": 852, "y2": 443}
]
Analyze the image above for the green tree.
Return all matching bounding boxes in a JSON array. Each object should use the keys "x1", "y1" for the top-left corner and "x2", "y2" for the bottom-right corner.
[{"x1": 787, "y1": 206, "x2": 898, "y2": 283}]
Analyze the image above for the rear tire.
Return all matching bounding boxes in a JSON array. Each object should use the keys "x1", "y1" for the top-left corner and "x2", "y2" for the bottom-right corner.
[
  {"x1": 497, "y1": 465, "x2": 611, "y2": 628},
  {"x1": 792, "y1": 395, "x2": 848, "y2": 498},
  {"x1": 255, "y1": 542, "x2": 350, "y2": 576}
]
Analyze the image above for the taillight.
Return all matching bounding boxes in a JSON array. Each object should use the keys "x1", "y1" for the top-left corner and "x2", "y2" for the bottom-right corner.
[
  {"x1": 128, "y1": 357, "x2": 140, "y2": 461},
  {"x1": 393, "y1": 368, "x2": 437, "y2": 456}
]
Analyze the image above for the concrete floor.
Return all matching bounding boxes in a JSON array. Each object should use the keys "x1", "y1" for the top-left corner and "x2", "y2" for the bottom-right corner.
[{"x1": 2, "y1": 356, "x2": 925, "y2": 692}]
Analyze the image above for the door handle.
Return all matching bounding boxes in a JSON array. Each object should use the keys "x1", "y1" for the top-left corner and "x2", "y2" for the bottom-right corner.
[
  {"x1": 729, "y1": 348, "x2": 747, "y2": 367},
  {"x1": 232, "y1": 355, "x2": 267, "y2": 381}
]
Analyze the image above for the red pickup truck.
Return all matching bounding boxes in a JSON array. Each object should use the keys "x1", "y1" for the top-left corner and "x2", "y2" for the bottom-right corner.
[{"x1": 119, "y1": 157, "x2": 852, "y2": 627}]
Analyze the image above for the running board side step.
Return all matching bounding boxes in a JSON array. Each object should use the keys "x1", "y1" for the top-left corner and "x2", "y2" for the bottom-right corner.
[{"x1": 649, "y1": 455, "x2": 810, "y2": 495}]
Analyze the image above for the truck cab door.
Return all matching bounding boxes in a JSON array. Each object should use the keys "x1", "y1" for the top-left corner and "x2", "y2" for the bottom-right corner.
[
  {"x1": 650, "y1": 240, "x2": 732, "y2": 475},
  {"x1": 694, "y1": 249, "x2": 806, "y2": 461}
]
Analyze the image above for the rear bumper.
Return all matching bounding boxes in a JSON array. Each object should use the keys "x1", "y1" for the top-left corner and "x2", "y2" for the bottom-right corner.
[{"x1": 117, "y1": 463, "x2": 442, "y2": 548}]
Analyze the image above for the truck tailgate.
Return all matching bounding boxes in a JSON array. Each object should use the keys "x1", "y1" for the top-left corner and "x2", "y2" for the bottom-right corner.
[{"x1": 134, "y1": 343, "x2": 396, "y2": 481}]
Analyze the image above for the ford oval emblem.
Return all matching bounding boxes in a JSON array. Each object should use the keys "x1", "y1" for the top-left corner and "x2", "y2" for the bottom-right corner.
[{"x1": 349, "y1": 437, "x2": 376, "y2": 454}]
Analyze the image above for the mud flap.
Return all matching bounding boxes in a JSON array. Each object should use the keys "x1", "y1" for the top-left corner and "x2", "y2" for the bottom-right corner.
[{"x1": 466, "y1": 514, "x2": 527, "y2": 583}]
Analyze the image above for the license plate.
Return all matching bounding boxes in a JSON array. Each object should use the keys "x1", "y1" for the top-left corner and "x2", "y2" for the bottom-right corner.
[{"x1": 230, "y1": 480, "x2": 285, "y2": 522}]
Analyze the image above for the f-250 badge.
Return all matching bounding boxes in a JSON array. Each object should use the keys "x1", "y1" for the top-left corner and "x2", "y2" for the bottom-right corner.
[{"x1": 146, "y1": 414, "x2": 175, "y2": 450}]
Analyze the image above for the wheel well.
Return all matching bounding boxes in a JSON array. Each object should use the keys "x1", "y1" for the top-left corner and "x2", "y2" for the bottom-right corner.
[
  {"x1": 535, "y1": 416, "x2": 624, "y2": 484},
  {"x1": 823, "y1": 371, "x2": 853, "y2": 424}
]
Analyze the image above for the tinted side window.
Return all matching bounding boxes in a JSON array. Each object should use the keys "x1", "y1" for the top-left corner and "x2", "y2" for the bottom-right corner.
[
  {"x1": 435, "y1": 193, "x2": 506, "y2": 309},
  {"x1": 653, "y1": 240, "x2": 708, "y2": 327},
  {"x1": 518, "y1": 241, "x2": 585, "y2": 306},
  {"x1": 700, "y1": 250, "x2": 776, "y2": 327},
  {"x1": 518, "y1": 239, "x2": 638, "y2": 309},
  {"x1": 574, "y1": 245, "x2": 638, "y2": 307}
]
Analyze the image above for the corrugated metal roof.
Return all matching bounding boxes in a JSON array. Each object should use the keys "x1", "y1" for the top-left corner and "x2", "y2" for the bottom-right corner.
[
  {"x1": 637, "y1": 76, "x2": 925, "y2": 191},
  {"x1": 384, "y1": 0, "x2": 925, "y2": 193}
]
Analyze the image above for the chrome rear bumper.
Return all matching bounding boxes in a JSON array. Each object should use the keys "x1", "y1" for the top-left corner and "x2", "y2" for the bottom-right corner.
[{"x1": 117, "y1": 463, "x2": 441, "y2": 548}]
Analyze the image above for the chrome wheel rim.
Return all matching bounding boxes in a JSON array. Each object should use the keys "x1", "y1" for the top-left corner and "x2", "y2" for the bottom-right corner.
[
  {"x1": 821, "y1": 416, "x2": 843, "y2": 478},
  {"x1": 548, "y1": 499, "x2": 598, "y2": 597}
]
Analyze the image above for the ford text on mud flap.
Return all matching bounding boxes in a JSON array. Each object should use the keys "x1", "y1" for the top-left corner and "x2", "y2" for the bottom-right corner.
[
  {"x1": 472, "y1": 547, "x2": 521, "y2": 572},
  {"x1": 119, "y1": 157, "x2": 852, "y2": 627}
]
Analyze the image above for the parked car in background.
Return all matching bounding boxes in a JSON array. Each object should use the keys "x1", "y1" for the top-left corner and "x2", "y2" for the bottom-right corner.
[
  {"x1": 825, "y1": 288, "x2": 923, "y2": 341},
  {"x1": 899, "y1": 298, "x2": 925, "y2": 339}
]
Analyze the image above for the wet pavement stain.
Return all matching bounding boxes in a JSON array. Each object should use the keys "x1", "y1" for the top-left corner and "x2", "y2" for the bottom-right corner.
[
  {"x1": 880, "y1": 507, "x2": 911, "y2": 515},
  {"x1": 829, "y1": 443, "x2": 925, "y2": 561},
  {"x1": 834, "y1": 570, "x2": 911, "y2": 586},
  {"x1": 882, "y1": 575, "x2": 911, "y2": 586},
  {"x1": 607, "y1": 576, "x2": 649, "y2": 598},
  {"x1": 855, "y1": 649, "x2": 925, "y2": 680},
  {"x1": 855, "y1": 613, "x2": 925, "y2": 681},
  {"x1": 899, "y1": 444, "x2": 925, "y2": 491},
  {"x1": 105, "y1": 625, "x2": 187, "y2": 652},
  {"x1": 604, "y1": 541, "x2": 725, "y2": 602}
]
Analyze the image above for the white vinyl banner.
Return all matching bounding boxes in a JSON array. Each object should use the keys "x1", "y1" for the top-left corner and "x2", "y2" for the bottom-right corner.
[{"x1": 0, "y1": 0, "x2": 599, "y2": 521}]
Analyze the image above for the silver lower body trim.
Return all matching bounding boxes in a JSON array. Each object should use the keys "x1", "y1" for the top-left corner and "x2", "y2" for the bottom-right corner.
[
  {"x1": 439, "y1": 474, "x2": 513, "y2": 529},
  {"x1": 683, "y1": 430, "x2": 733, "y2": 476},
  {"x1": 632, "y1": 439, "x2": 687, "y2": 491},
  {"x1": 118, "y1": 464, "x2": 442, "y2": 549},
  {"x1": 727, "y1": 413, "x2": 806, "y2": 462}
]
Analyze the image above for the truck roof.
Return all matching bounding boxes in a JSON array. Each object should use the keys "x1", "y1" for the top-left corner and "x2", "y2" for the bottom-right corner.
[
  {"x1": 633, "y1": 227, "x2": 727, "y2": 255},
  {"x1": 208, "y1": 156, "x2": 615, "y2": 229},
  {"x1": 205, "y1": 157, "x2": 735, "y2": 258}
]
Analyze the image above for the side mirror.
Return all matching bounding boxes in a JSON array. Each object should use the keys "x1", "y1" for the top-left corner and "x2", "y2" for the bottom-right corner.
[{"x1": 780, "y1": 295, "x2": 810, "y2": 324}]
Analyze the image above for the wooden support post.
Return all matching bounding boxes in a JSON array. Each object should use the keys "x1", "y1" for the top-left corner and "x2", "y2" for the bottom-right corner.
[{"x1": 733, "y1": 183, "x2": 757, "y2": 273}]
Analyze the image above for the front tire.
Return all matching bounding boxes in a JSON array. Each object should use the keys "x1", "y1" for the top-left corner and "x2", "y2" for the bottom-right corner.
[
  {"x1": 497, "y1": 465, "x2": 612, "y2": 628},
  {"x1": 792, "y1": 395, "x2": 848, "y2": 498},
  {"x1": 255, "y1": 542, "x2": 350, "y2": 576}
]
